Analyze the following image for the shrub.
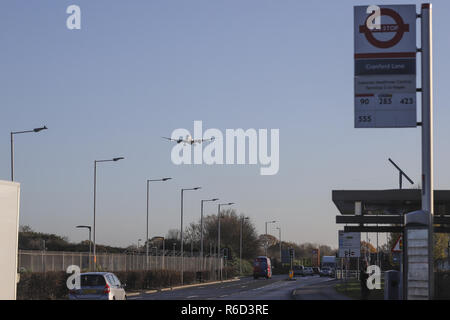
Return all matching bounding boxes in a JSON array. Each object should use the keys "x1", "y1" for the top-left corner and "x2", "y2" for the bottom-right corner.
[{"x1": 17, "y1": 269, "x2": 220, "y2": 299}]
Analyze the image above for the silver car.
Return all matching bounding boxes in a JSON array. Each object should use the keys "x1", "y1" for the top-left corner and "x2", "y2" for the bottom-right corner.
[
  {"x1": 303, "y1": 267, "x2": 314, "y2": 276},
  {"x1": 69, "y1": 272, "x2": 127, "y2": 300}
]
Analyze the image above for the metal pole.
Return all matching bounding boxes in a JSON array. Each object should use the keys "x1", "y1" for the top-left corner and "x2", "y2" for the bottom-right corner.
[
  {"x1": 421, "y1": 3, "x2": 434, "y2": 300},
  {"x1": 173, "y1": 243, "x2": 176, "y2": 271},
  {"x1": 200, "y1": 200, "x2": 204, "y2": 268},
  {"x1": 10, "y1": 133, "x2": 14, "y2": 181},
  {"x1": 181, "y1": 189, "x2": 184, "y2": 285},
  {"x1": 218, "y1": 204, "x2": 221, "y2": 281},
  {"x1": 146, "y1": 181, "x2": 149, "y2": 270},
  {"x1": 265, "y1": 222, "x2": 268, "y2": 256},
  {"x1": 279, "y1": 228, "x2": 282, "y2": 265},
  {"x1": 88, "y1": 228, "x2": 92, "y2": 271},
  {"x1": 162, "y1": 239, "x2": 165, "y2": 270},
  {"x1": 240, "y1": 217, "x2": 243, "y2": 275},
  {"x1": 93, "y1": 161, "x2": 97, "y2": 270}
]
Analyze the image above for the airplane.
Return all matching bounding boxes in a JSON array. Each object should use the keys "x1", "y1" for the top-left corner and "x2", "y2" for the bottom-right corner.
[{"x1": 162, "y1": 135, "x2": 215, "y2": 145}]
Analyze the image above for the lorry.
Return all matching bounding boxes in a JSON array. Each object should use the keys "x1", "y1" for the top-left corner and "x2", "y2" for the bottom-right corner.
[{"x1": 321, "y1": 256, "x2": 336, "y2": 270}]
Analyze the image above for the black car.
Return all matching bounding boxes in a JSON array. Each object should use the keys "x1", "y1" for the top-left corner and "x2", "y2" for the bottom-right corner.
[{"x1": 312, "y1": 267, "x2": 321, "y2": 275}]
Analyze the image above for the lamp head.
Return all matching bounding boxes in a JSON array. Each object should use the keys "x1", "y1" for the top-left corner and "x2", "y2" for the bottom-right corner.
[{"x1": 33, "y1": 126, "x2": 48, "y2": 133}]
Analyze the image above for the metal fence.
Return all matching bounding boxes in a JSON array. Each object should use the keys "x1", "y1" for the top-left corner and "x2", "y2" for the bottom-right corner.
[
  {"x1": 336, "y1": 269, "x2": 386, "y2": 281},
  {"x1": 18, "y1": 250, "x2": 222, "y2": 274}
]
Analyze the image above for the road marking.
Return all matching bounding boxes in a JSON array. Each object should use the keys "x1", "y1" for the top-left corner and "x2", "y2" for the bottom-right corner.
[{"x1": 187, "y1": 295, "x2": 198, "y2": 299}]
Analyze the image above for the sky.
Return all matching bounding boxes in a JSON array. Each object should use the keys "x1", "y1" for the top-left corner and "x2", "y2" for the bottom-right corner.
[{"x1": 1, "y1": 0, "x2": 449, "y2": 249}]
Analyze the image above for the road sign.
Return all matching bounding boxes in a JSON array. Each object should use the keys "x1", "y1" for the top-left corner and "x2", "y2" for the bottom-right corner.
[
  {"x1": 391, "y1": 235, "x2": 403, "y2": 252},
  {"x1": 354, "y1": 5, "x2": 417, "y2": 128},
  {"x1": 338, "y1": 231, "x2": 361, "y2": 257},
  {"x1": 339, "y1": 248, "x2": 361, "y2": 258}
]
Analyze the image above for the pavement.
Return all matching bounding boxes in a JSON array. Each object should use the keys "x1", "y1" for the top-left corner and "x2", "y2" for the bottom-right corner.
[{"x1": 127, "y1": 274, "x2": 346, "y2": 300}]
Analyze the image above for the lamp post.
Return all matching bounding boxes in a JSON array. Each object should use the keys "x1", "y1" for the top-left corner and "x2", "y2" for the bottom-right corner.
[
  {"x1": 200, "y1": 198, "x2": 219, "y2": 269},
  {"x1": 76, "y1": 225, "x2": 92, "y2": 271},
  {"x1": 240, "y1": 216, "x2": 249, "y2": 276},
  {"x1": 146, "y1": 178, "x2": 171, "y2": 269},
  {"x1": 180, "y1": 187, "x2": 201, "y2": 285},
  {"x1": 10, "y1": 125, "x2": 48, "y2": 181},
  {"x1": 264, "y1": 220, "x2": 277, "y2": 256},
  {"x1": 218, "y1": 202, "x2": 234, "y2": 281},
  {"x1": 276, "y1": 226, "x2": 282, "y2": 265},
  {"x1": 93, "y1": 157, "x2": 124, "y2": 269}
]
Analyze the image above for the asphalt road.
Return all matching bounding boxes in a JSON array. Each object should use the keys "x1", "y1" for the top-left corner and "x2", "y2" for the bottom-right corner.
[{"x1": 128, "y1": 275, "x2": 340, "y2": 300}]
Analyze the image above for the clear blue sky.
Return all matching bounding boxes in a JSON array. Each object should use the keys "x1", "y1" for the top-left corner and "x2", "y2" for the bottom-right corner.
[{"x1": 1, "y1": 0, "x2": 449, "y2": 248}]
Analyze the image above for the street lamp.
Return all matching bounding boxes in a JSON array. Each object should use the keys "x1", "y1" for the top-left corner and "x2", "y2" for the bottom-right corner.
[
  {"x1": 93, "y1": 157, "x2": 124, "y2": 269},
  {"x1": 76, "y1": 225, "x2": 92, "y2": 271},
  {"x1": 240, "y1": 216, "x2": 250, "y2": 276},
  {"x1": 264, "y1": 220, "x2": 277, "y2": 256},
  {"x1": 200, "y1": 198, "x2": 219, "y2": 268},
  {"x1": 180, "y1": 187, "x2": 201, "y2": 285},
  {"x1": 146, "y1": 178, "x2": 172, "y2": 269},
  {"x1": 218, "y1": 202, "x2": 234, "y2": 281},
  {"x1": 276, "y1": 226, "x2": 282, "y2": 265},
  {"x1": 10, "y1": 125, "x2": 48, "y2": 181}
]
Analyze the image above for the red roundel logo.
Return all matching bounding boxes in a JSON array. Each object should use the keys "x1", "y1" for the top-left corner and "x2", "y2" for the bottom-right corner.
[{"x1": 359, "y1": 8, "x2": 410, "y2": 49}]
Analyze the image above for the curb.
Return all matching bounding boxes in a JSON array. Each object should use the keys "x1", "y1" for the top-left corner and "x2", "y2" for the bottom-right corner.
[{"x1": 170, "y1": 277, "x2": 239, "y2": 291}]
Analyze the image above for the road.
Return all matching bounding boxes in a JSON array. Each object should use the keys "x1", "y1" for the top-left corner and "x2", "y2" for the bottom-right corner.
[{"x1": 127, "y1": 275, "x2": 346, "y2": 300}]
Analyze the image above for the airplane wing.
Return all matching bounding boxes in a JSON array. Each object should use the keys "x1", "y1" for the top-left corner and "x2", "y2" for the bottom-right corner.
[
  {"x1": 192, "y1": 137, "x2": 215, "y2": 144},
  {"x1": 162, "y1": 137, "x2": 177, "y2": 142}
]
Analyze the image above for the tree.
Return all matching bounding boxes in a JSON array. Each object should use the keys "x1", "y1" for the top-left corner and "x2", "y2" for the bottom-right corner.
[
  {"x1": 187, "y1": 209, "x2": 260, "y2": 260},
  {"x1": 433, "y1": 233, "x2": 450, "y2": 261},
  {"x1": 166, "y1": 229, "x2": 180, "y2": 241}
]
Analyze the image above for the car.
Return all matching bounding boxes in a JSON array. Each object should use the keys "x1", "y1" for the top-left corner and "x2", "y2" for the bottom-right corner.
[
  {"x1": 328, "y1": 268, "x2": 336, "y2": 277},
  {"x1": 303, "y1": 267, "x2": 314, "y2": 276},
  {"x1": 320, "y1": 267, "x2": 332, "y2": 277},
  {"x1": 312, "y1": 267, "x2": 321, "y2": 275},
  {"x1": 253, "y1": 256, "x2": 272, "y2": 279},
  {"x1": 293, "y1": 265, "x2": 304, "y2": 276},
  {"x1": 69, "y1": 272, "x2": 127, "y2": 300}
]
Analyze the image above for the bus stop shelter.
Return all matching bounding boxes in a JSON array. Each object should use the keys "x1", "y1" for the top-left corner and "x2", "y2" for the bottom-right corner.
[{"x1": 333, "y1": 189, "x2": 450, "y2": 233}]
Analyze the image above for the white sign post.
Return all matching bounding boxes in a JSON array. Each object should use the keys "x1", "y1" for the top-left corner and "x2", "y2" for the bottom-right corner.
[
  {"x1": 353, "y1": 3, "x2": 434, "y2": 300},
  {"x1": 338, "y1": 231, "x2": 361, "y2": 258},
  {"x1": 354, "y1": 5, "x2": 417, "y2": 128},
  {"x1": 0, "y1": 181, "x2": 20, "y2": 300}
]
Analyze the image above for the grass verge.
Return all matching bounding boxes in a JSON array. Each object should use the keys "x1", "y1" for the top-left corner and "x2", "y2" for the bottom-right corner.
[{"x1": 334, "y1": 279, "x2": 384, "y2": 300}]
